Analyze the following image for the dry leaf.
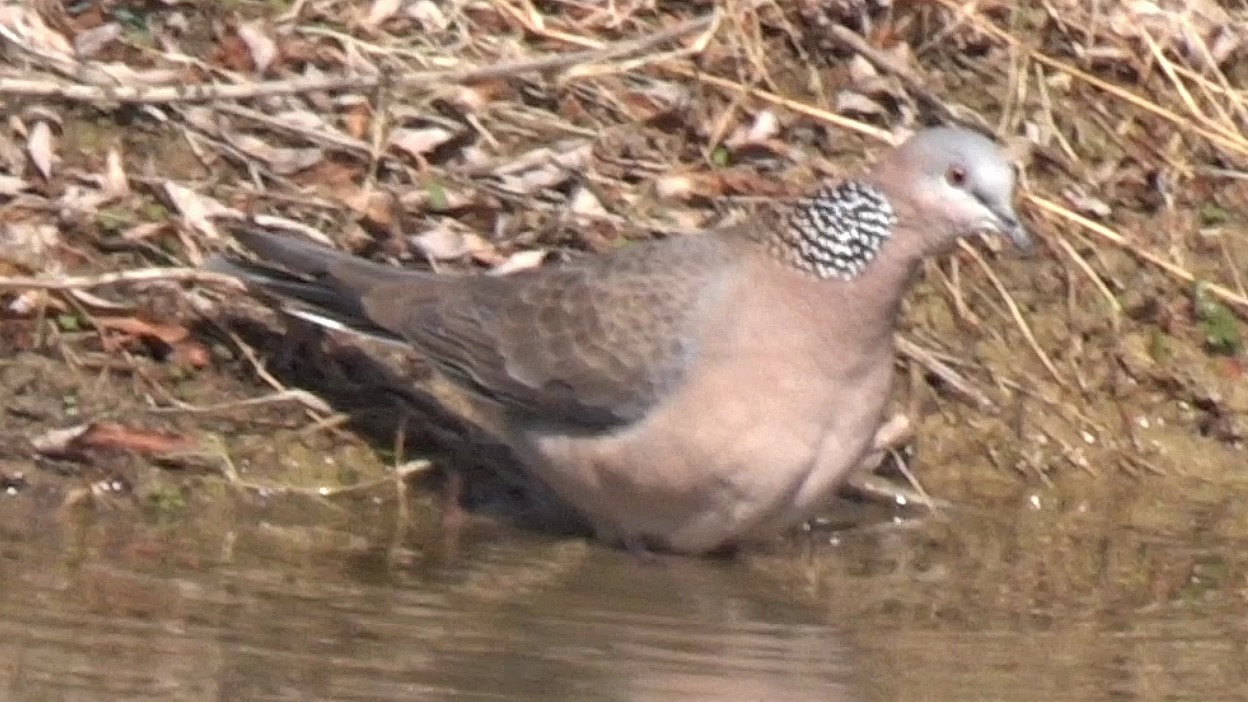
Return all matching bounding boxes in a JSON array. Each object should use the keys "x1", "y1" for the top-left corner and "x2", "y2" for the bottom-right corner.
[
  {"x1": 406, "y1": 0, "x2": 450, "y2": 31},
  {"x1": 230, "y1": 134, "x2": 323, "y2": 174},
  {"x1": 83, "y1": 63, "x2": 182, "y2": 86},
  {"x1": 1099, "y1": 0, "x2": 1240, "y2": 67},
  {"x1": 236, "y1": 22, "x2": 278, "y2": 73},
  {"x1": 1063, "y1": 187, "x2": 1112, "y2": 219},
  {"x1": 273, "y1": 110, "x2": 329, "y2": 132},
  {"x1": 884, "y1": 41, "x2": 915, "y2": 70},
  {"x1": 662, "y1": 208, "x2": 710, "y2": 232},
  {"x1": 250, "y1": 215, "x2": 337, "y2": 246},
  {"x1": 848, "y1": 54, "x2": 877, "y2": 85},
  {"x1": 835, "y1": 90, "x2": 888, "y2": 118},
  {"x1": 504, "y1": 163, "x2": 576, "y2": 195},
  {"x1": 67, "y1": 289, "x2": 133, "y2": 312},
  {"x1": 164, "y1": 182, "x2": 229, "y2": 240},
  {"x1": 726, "y1": 110, "x2": 780, "y2": 148},
  {"x1": 569, "y1": 186, "x2": 608, "y2": 217},
  {"x1": 82, "y1": 423, "x2": 195, "y2": 455},
  {"x1": 390, "y1": 126, "x2": 456, "y2": 159},
  {"x1": 0, "y1": 5, "x2": 74, "y2": 60},
  {"x1": 342, "y1": 103, "x2": 371, "y2": 139},
  {"x1": 33, "y1": 422, "x2": 195, "y2": 459},
  {"x1": 0, "y1": 174, "x2": 28, "y2": 196},
  {"x1": 26, "y1": 121, "x2": 55, "y2": 180},
  {"x1": 0, "y1": 221, "x2": 61, "y2": 270},
  {"x1": 95, "y1": 316, "x2": 191, "y2": 346},
  {"x1": 654, "y1": 173, "x2": 697, "y2": 201},
  {"x1": 446, "y1": 85, "x2": 492, "y2": 113},
  {"x1": 121, "y1": 221, "x2": 169, "y2": 241},
  {"x1": 482, "y1": 140, "x2": 591, "y2": 177},
  {"x1": 411, "y1": 225, "x2": 488, "y2": 261},
  {"x1": 6, "y1": 290, "x2": 53, "y2": 315},
  {"x1": 58, "y1": 184, "x2": 113, "y2": 219},
  {"x1": 74, "y1": 22, "x2": 121, "y2": 58},
  {"x1": 364, "y1": 0, "x2": 403, "y2": 27},
  {"x1": 334, "y1": 185, "x2": 393, "y2": 228},
  {"x1": 490, "y1": 249, "x2": 548, "y2": 276},
  {"x1": 103, "y1": 146, "x2": 130, "y2": 198},
  {"x1": 95, "y1": 316, "x2": 212, "y2": 368}
]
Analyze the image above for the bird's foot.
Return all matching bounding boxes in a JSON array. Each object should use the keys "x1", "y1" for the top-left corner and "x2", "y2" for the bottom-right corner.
[{"x1": 862, "y1": 412, "x2": 915, "y2": 468}]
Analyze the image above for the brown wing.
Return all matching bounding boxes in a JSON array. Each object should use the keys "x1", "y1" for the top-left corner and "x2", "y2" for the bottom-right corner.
[{"x1": 365, "y1": 235, "x2": 740, "y2": 431}]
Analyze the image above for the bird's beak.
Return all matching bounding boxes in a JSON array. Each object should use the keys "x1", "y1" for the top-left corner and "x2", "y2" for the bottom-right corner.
[{"x1": 991, "y1": 203, "x2": 1033, "y2": 252}]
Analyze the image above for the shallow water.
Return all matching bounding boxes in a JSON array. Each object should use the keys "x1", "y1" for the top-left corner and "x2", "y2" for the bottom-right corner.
[{"x1": 0, "y1": 477, "x2": 1245, "y2": 702}]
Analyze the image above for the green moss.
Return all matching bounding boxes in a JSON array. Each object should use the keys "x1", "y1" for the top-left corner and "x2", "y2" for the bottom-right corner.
[
  {"x1": 96, "y1": 207, "x2": 133, "y2": 234},
  {"x1": 425, "y1": 180, "x2": 449, "y2": 210},
  {"x1": 148, "y1": 486, "x2": 188, "y2": 519},
  {"x1": 1193, "y1": 282, "x2": 1242, "y2": 356},
  {"x1": 1148, "y1": 330, "x2": 1173, "y2": 363},
  {"x1": 1198, "y1": 202, "x2": 1230, "y2": 226}
]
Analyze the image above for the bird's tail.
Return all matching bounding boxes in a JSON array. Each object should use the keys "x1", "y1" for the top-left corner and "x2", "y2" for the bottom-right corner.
[{"x1": 205, "y1": 227, "x2": 428, "y2": 344}]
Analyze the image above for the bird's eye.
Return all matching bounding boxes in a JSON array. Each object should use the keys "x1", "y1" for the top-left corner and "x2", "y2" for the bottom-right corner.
[{"x1": 945, "y1": 165, "x2": 968, "y2": 187}]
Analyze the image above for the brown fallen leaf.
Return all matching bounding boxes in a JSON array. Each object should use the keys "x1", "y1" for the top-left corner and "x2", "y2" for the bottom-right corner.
[
  {"x1": 34, "y1": 422, "x2": 195, "y2": 460},
  {"x1": 95, "y1": 316, "x2": 190, "y2": 345},
  {"x1": 171, "y1": 342, "x2": 212, "y2": 369},
  {"x1": 214, "y1": 31, "x2": 255, "y2": 72},
  {"x1": 93, "y1": 316, "x2": 211, "y2": 368},
  {"x1": 343, "y1": 103, "x2": 372, "y2": 139}
]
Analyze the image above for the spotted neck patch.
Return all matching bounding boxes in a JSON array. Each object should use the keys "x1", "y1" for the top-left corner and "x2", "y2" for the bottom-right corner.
[{"x1": 771, "y1": 180, "x2": 897, "y2": 280}]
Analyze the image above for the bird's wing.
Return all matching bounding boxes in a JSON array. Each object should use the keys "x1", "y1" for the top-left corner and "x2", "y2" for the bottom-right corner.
[{"x1": 366, "y1": 235, "x2": 739, "y2": 431}]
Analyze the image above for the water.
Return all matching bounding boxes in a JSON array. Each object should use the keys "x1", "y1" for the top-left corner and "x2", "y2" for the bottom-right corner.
[{"x1": 0, "y1": 478, "x2": 1245, "y2": 701}]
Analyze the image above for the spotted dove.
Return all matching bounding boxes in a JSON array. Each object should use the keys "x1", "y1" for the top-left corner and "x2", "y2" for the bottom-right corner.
[{"x1": 207, "y1": 126, "x2": 1031, "y2": 555}]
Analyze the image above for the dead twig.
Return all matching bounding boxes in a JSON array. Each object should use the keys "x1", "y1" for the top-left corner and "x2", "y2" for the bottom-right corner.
[
  {"x1": 0, "y1": 267, "x2": 244, "y2": 291},
  {"x1": 0, "y1": 14, "x2": 715, "y2": 105}
]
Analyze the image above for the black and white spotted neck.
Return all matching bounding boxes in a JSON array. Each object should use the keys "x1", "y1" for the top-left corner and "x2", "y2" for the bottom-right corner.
[{"x1": 770, "y1": 180, "x2": 897, "y2": 280}]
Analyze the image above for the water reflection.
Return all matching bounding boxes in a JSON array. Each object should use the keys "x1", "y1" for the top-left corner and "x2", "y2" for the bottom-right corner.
[
  {"x1": 2, "y1": 476, "x2": 1248, "y2": 702},
  {"x1": 0, "y1": 498, "x2": 860, "y2": 701}
]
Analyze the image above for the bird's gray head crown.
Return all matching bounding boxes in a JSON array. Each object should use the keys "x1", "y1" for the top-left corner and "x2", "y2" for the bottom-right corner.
[{"x1": 876, "y1": 126, "x2": 1031, "y2": 255}]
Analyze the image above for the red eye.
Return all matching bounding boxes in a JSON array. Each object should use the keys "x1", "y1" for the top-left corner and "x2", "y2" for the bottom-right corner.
[{"x1": 946, "y1": 165, "x2": 967, "y2": 186}]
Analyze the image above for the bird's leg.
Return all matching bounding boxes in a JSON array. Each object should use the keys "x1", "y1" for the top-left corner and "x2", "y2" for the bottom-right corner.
[
  {"x1": 841, "y1": 412, "x2": 936, "y2": 509},
  {"x1": 856, "y1": 412, "x2": 915, "y2": 471}
]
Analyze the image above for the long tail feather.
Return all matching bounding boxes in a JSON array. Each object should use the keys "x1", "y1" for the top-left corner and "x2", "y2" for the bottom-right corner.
[{"x1": 204, "y1": 228, "x2": 426, "y2": 344}]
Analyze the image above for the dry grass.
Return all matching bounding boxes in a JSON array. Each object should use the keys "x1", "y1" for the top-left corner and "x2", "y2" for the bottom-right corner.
[{"x1": 0, "y1": 0, "x2": 1246, "y2": 509}]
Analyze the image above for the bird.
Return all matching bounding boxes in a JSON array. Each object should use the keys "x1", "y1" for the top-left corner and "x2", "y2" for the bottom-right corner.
[{"x1": 206, "y1": 126, "x2": 1032, "y2": 556}]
